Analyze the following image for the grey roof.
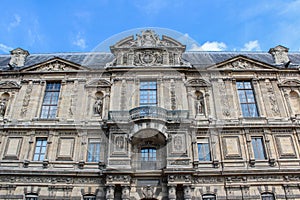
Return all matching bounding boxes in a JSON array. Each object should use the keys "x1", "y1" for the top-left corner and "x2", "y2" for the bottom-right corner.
[{"x1": 0, "y1": 51, "x2": 300, "y2": 71}]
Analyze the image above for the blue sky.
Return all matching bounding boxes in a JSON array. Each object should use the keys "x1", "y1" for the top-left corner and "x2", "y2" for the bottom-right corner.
[{"x1": 0, "y1": 0, "x2": 300, "y2": 54}]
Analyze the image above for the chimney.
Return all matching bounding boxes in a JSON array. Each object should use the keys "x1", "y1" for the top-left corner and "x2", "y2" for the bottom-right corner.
[
  {"x1": 268, "y1": 45, "x2": 290, "y2": 65},
  {"x1": 9, "y1": 48, "x2": 29, "y2": 68}
]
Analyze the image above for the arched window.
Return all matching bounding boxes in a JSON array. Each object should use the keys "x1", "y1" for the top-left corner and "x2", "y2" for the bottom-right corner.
[
  {"x1": 25, "y1": 193, "x2": 38, "y2": 200},
  {"x1": 261, "y1": 192, "x2": 275, "y2": 200},
  {"x1": 202, "y1": 194, "x2": 216, "y2": 200},
  {"x1": 289, "y1": 91, "x2": 300, "y2": 114}
]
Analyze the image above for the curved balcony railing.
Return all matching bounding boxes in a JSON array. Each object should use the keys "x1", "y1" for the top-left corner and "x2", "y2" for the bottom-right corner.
[{"x1": 108, "y1": 106, "x2": 189, "y2": 122}]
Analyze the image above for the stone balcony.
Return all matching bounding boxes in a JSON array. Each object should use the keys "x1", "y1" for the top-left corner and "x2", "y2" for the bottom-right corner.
[{"x1": 108, "y1": 106, "x2": 189, "y2": 122}]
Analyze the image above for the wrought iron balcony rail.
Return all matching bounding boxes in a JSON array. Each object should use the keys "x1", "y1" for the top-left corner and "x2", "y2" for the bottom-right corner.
[{"x1": 108, "y1": 106, "x2": 189, "y2": 122}]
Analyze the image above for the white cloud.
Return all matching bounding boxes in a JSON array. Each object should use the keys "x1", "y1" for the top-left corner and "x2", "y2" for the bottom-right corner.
[
  {"x1": 73, "y1": 33, "x2": 87, "y2": 49},
  {"x1": 189, "y1": 41, "x2": 227, "y2": 51},
  {"x1": 241, "y1": 40, "x2": 261, "y2": 51},
  {"x1": 0, "y1": 43, "x2": 13, "y2": 53},
  {"x1": 8, "y1": 14, "x2": 21, "y2": 31}
]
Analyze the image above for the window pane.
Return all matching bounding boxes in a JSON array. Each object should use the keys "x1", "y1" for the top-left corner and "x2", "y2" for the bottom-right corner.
[
  {"x1": 33, "y1": 138, "x2": 47, "y2": 161},
  {"x1": 87, "y1": 142, "x2": 100, "y2": 162},
  {"x1": 252, "y1": 137, "x2": 266, "y2": 160},
  {"x1": 140, "y1": 81, "x2": 157, "y2": 106},
  {"x1": 198, "y1": 143, "x2": 211, "y2": 161},
  {"x1": 237, "y1": 81, "x2": 259, "y2": 117},
  {"x1": 40, "y1": 82, "x2": 61, "y2": 119}
]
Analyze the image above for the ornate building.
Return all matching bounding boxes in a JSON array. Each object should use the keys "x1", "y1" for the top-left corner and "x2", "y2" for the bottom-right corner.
[{"x1": 0, "y1": 30, "x2": 299, "y2": 200}]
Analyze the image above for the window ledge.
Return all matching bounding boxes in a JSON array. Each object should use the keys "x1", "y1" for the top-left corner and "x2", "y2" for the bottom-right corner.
[{"x1": 33, "y1": 117, "x2": 59, "y2": 121}]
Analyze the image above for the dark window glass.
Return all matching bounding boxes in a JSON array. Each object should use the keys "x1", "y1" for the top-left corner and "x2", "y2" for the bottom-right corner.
[
  {"x1": 87, "y1": 141, "x2": 100, "y2": 162},
  {"x1": 140, "y1": 81, "x2": 157, "y2": 106},
  {"x1": 202, "y1": 194, "x2": 216, "y2": 200},
  {"x1": 40, "y1": 82, "x2": 61, "y2": 119},
  {"x1": 252, "y1": 137, "x2": 267, "y2": 160},
  {"x1": 83, "y1": 195, "x2": 96, "y2": 200},
  {"x1": 141, "y1": 148, "x2": 156, "y2": 161},
  {"x1": 33, "y1": 138, "x2": 47, "y2": 161},
  {"x1": 261, "y1": 193, "x2": 275, "y2": 200},
  {"x1": 198, "y1": 141, "x2": 211, "y2": 161},
  {"x1": 25, "y1": 194, "x2": 38, "y2": 200},
  {"x1": 236, "y1": 81, "x2": 259, "y2": 117}
]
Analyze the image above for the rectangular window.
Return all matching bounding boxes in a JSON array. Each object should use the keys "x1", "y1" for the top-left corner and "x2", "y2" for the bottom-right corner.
[
  {"x1": 25, "y1": 194, "x2": 38, "y2": 200},
  {"x1": 83, "y1": 195, "x2": 96, "y2": 200},
  {"x1": 261, "y1": 193, "x2": 275, "y2": 200},
  {"x1": 87, "y1": 139, "x2": 101, "y2": 162},
  {"x1": 202, "y1": 194, "x2": 216, "y2": 200},
  {"x1": 33, "y1": 138, "x2": 47, "y2": 161},
  {"x1": 198, "y1": 138, "x2": 211, "y2": 161},
  {"x1": 236, "y1": 81, "x2": 259, "y2": 117},
  {"x1": 40, "y1": 82, "x2": 61, "y2": 119},
  {"x1": 140, "y1": 81, "x2": 157, "y2": 107},
  {"x1": 252, "y1": 137, "x2": 267, "y2": 160}
]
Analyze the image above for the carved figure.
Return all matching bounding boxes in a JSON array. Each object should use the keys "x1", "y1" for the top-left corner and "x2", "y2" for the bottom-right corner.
[
  {"x1": 0, "y1": 100, "x2": 6, "y2": 117},
  {"x1": 115, "y1": 136, "x2": 124, "y2": 150},
  {"x1": 142, "y1": 185, "x2": 154, "y2": 199},
  {"x1": 93, "y1": 98, "x2": 103, "y2": 116},
  {"x1": 195, "y1": 95, "x2": 205, "y2": 115}
]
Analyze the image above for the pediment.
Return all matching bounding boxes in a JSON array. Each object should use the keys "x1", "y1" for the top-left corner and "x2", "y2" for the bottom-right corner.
[
  {"x1": 186, "y1": 79, "x2": 211, "y2": 87},
  {"x1": 21, "y1": 57, "x2": 88, "y2": 72},
  {"x1": 278, "y1": 79, "x2": 300, "y2": 87},
  {"x1": 85, "y1": 79, "x2": 111, "y2": 88},
  {"x1": 0, "y1": 81, "x2": 21, "y2": 89},
  {"x1": 111, "y1": 30, "x2": 185, "y2": 50},
  {"x1": 107, "y1": 30, "x2": 190, "y2": 67},
  {"x1": 207, "y1": 56, "x2": 277, "y2": 71}
]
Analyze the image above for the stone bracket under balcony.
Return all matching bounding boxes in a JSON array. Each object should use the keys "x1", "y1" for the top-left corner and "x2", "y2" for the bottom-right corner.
[{"x1": 108, "y1": 106, "x2": 189, "y2": 122}]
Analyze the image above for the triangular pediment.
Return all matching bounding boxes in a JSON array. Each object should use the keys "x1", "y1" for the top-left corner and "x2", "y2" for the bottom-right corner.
[
  {"x1": 85, "y1": 79, "x2": 111, "y2": 88},
  {"x1": 186, "y1": 79, "x2": 211, "y2": 87},
  {"x1": 278, "y1": 79, "x2": 300, "y2": 87},
  {"x1": 0, "y1": 81, "x2": 21, "y2": 89},
  {"x1": 21, "y1": 57, "x2": 89, "y2": 72},
  {"x1": 207, "y1": 55, "x2": 277, "y2": 71}
]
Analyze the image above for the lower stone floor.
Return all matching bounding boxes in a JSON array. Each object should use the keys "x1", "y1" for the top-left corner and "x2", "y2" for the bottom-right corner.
[{"x1": 1, "y1": 173, "x2": 300, "y2": 199}]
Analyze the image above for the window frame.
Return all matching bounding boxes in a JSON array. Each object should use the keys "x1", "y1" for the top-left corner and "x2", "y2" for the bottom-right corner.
[
  {"x1": 87, "y1": 139, "x2": 101, "y2": 162},
  {"x1": 261, "y1": 192, "x2": 275, "y2": 200},
  {"x1": 40, "y1": 82, "x2": 61, "y2": 119},
  {"x1": 251, "y1": 136, "x2": 267, "y2": 160},
  {"x1": 83, "y1": 195, "x2": 96, "y2": 200},
  {"x1": 25, "y1": 193, "x2": 38, "y2": 200},
  {"x1": 33, "y1": 137, "x2": 47, "y2": 161},
  {"x1": 141, "y1": 147, "x2": 157, "y2": 161},
  {"x1": 202, "y1": 194, "x2": 216, "y2": 200},
  {"x1": 236, "y1": 81, "x2": 259, "y2": 117},
  {"x1": 139, "y1": 81, "x2": 157, "y2": 107},
  {"x1": 197, "y1": 138, "x2": 212, "y2": 161}
]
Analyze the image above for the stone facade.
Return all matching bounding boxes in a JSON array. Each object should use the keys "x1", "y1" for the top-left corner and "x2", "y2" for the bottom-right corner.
[{"x1": 0, "y1": 30, "x2": 299, "y2": 200}]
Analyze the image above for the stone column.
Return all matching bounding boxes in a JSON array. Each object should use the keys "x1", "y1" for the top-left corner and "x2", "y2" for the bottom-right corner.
[
  {"x1": 183, "y1": 185, "x2": 192, "y2": 200},
  {"x1": 168, "y1": 185, "x2": 176, "y2": 200},
  {"x1": 106, "y1": 185, "x2": 115, "y2": 200},
  {"x1": 121, "y1": 186, "x2": 130, "y2": 200}
]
